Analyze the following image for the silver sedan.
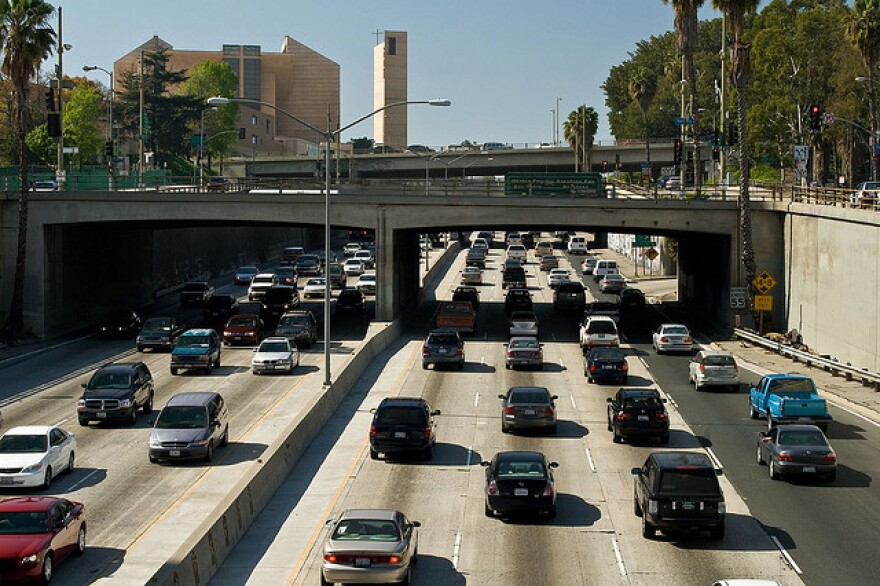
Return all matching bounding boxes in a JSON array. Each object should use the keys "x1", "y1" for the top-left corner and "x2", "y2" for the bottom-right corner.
[{"x1": 504, "y1": 336, "x2": 544, "y2": 370}]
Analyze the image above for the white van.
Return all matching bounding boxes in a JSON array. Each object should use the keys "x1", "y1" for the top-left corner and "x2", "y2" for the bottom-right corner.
[
  {"x1": 567, "y1": 236, "x2": 588, "y2": 254},
  {"x1": 593, "y1": 259, "x2": 619, "y2": 282}
]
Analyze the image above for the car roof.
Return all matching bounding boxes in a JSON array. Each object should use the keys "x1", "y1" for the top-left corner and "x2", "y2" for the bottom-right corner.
[
  {"x1": 0, "y1": 496, "x2": 63, "y2": 513},
  {"x1": 181, "y1": 328, "x2": 215, "y2": 336},
  {"x1": 281, "y1": 310, "x2": 313, "y2": 317},
  {"x1": 165, "y1": 392, "x2": 219, "y2": 407},
  {"x1": 660, "y1": 323, "x2": 688, "y2": 328},
  {"x1": 508, "y1": 336, "x2": 539, "y2": 343},
  {"x1": 97, "y1": 362, "x2": 139, "y2": 372},
  {"x1": 507, "y1": 288, "x2": 529, "y2": 294},
  {"x1": 2, "y1": 426, "x2": 54, "y2": 436},
  {"x1": 253, "y1": 273, "x2": 276, "y2": 278},
  {"x1": 495, "y1": 451, "x2": 546, "y2": 462},
  {"x1": 617, "y1": 388, "x2": 661, "y2": 399},
  {"x1": 776, "y1": 424, "x2": 826, "y2": 434},
  {"x1": 379, "y1": 397, "x2": 428, "y2": 408},
  {"x1": 649, "y1": 451, "x2": 713, "y2": 468},
  {"x1": 698, "y1": 350, "x2": 734, "y2": 358},
  {"x1": 763, "y1": 373, "x2": 810, "y2": 380},
  {"x1": 260, "y1": 337, "x2": 290, "y2": 344},
  {"x1": 586, "y1": 315, "x2": 616, "y2": 323},
  {"x1": 338, "y1": 509, "x2": 399, "y2": 521}
]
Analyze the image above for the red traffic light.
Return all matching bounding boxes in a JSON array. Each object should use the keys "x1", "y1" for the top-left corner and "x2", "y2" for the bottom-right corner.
[{"x1": 810, "y1": 104, "x2": 820, "y2": 114}]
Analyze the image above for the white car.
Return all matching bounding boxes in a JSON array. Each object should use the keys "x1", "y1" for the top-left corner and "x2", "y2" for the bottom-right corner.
[
  {"x1": 599, "y1": 273, "x2": 627, "y2": 293},
  {"x1": 506, "y1": 244, "x2": 527, "y2": 263},
  {"x1": 653, "y1": 323, "x2": 694, "y2": 354},
  {"x1": 303, "y1": 277, "x2": 327, "y2": 298},
  {"x1": 567, "y1": 236, "x2": 588, "y2": 254},
  {"x1": 688, "y1": 350, "x2": 740, "y2": 391},
  {"x1": 0, "y1": 426, "x2": 76, "y2": 488},
  {"x1": 355, "y1": 274, "x2": 377, "y2": 295},
  {"x1": 252, "y1": 337, "x2": 299, "y2": 375},
  {"x1": 547, "y1": 268, "x2": 571, "y2": 289},
  {"x1": 343, "y1": 259, "x2": 365, "y2": 276},
  {"x1": 508, "y1": 311, "x2": 539, "y2": 338},
  {"x1": 472, "y1": 238, "x2": 489, "y2": 250},
  {"x1": 354, "y1": 249, "x2": 375, "y2": 269},
  {"x1": 344, "y1": 242, "x2": 362, "y2": 257},
  {"x1": 248, "y1": 273, "x2": 278, "y2": 301},
  {"x1": 579, "y1": 316, "x2": 619, "y2": 350},
  {"x1": 581, "y1": 258, "x2": 597, "y2": 274}
]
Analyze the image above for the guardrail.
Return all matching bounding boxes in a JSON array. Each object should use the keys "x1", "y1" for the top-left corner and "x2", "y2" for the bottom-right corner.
[{"x1": 734, "y1": 327, "x2": 880, "y2": 389}]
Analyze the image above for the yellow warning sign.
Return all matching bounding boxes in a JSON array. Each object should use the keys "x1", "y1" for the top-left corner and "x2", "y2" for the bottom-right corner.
[
  {"x1": 752, "y1": 271, "x2": 777, "y2": 295},
  {"x1": 753, "y1": 295, "x2": 773, "y2": 311}
]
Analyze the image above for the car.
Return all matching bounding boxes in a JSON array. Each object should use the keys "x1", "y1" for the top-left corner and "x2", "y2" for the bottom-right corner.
[
  {"x1": 504, "y1": 337, "x2": 543, "y2": 371},
  {"x1": 303, "y1": 277, "x2": 328, "y2": 299},
  {"x1": 148, "y1": 392, "x2": 229, "y2": 463},
  {"x1": 652, "y1": 323, "x2": 693, "y2": 354},
  {"x1": 477, "y1": 231, "x2": 494, "y2": 245},
  {"x1": 336, "y1": 288, "x2": 366, "y2": 315},
  {"x1": 171, "y1": 328, "x2": 222, "y2": 375},
  {"x1": 31, "y1": 180, "x2": 58, "y2": 192},
  {"x1": 452, "y1": 285, "x2": 480, "y2": 310},
  {"x1": 343, "y1": 242, "x2": 362, "y2": 257},
  {"x1": 460, "y1": 266, "x2": 482, "y2": 285},
  {"x1": 508, "y1": 310, "x2": 539, "y2": 338},
  {"x1": 632, "y1": 451, "x2": 725, "y2": 540},
  {"x1": 599, "y1": 273, "x2": 627, "y2": 293},
  {"x1": 295, "y1": 255, "x2": 322, "y2": 276},
  {"x1": 504, "y1": 288, "x2": 532, "y2": 314},
  {"x1": 757, "y1": 424, "x2": 837, "y2": 482},
  {"x1": 539, "y1": 255, "x2": 559, "y2": 272},
  {"x1": 852, "y1": 181, "x2": 880, "y2": 205},
  {"x1": 583, "y1": 301, "x2": 620, "y2": 322},
  {"x1": 369, "y1": 397, "x2": 440, "y2": 461},
  {"x1": 179, "y1": 281, "x2": 214, "y2": 307},
  {"x1": 321, "y1": 509, "x2": 420, "y2": 586},
  {"x1": 618, "y1": 287, "x2": 646, "y2": 314},
  {"x1": 280, "y1": 246, "x2": 305, "y2": 266},
  {"x1": 206, "y1": 176, "x2": 229, "y2": 192},
  {"x1": 665, "y1": 176, "x2": 682, "y2": 190},
  {"x1": 547, "y1": 268, "x2": 571, "y2": 289},
  {"x1": 607, "y1": 388, "x2": 669, "y2": 444},
  {"x1": 465, "y1": 248, "x2": 486, "y2": 268},
  {"x1": 499, "y1": 387, "x2": 557, "y2": 433},
  {"x1": 343, "y1": 258, "x2": 365, "y2": 276},
  {"x1": 136, "y1": 317, "x2": 184, "y2": 352},
  {"x1": 202, "y1": 295, "x2": 239, "y2": 324},
  {"x1": 657, "y1": 175, "x2": 672, "y2": 188},
  {"x1": 407, "y1": 144, "x2": 434, "y2": 153},
  {"x1": 274, "y1": 266, "x2": 296, "y2": 286},
  {"x1": 520, "y1": 232, "x2": 535, "y2": 249},
  {"x1": 434, "y1": 301, "x2": 476, "y2": 334},
  {"x1": 581, "y1": 257, "x2": 598, "y2": 274},
  {"x1": 483, "y1": 141, "x2": 510, "y2": 151},
  {"x1": 579, "y1": 315, "x2": 620, "y2": 351},
  {"x1": 534, "y1": 241, "x2": 554, "y2": 257},
  {"x1": 506, "y1": 244, "x2": 527, "y2": 263},
  {"x1": 501, "y1": 257, "x2": 522, "y2": 272},
  {"x1": 261, "y1": 285, "x2": 301, "y2": 322},
  {"x1": 78, "y1": 362, "x2": 154, "y2": 426},
  {"x1": 422, "y1": 329, "x2": 465, "y2": 370},
  {"x1": 248, "y1": 273, "x2": 279, "y2": 301},
  {"x1": 275, "y1": 310, "x2": 318, "y2": 348},
  {"x1": 567, "y1": 236, "x2": 588, "y2": 254},
  {"x1": 553, "y1": 281, "x2": 586, "y2": 312},
  {"x1": 505, "y1": 232, "x2": 523, "y2": 247},
  {"x1": 593, "y1": 259, "x2": 620, "y2": 282},
  {"x1": 481, "y1": 451, "x2": 559, "y2": 519},
  {"x1": 353, "y1": 249, "x2": 375, "y2": 269},
  {"x1": 327, "y1": 263, "x2": 347, "y2": 289},
  {"x1": 353, "y1": 274, "x2": 376, "y2": 296},
  {"x1": 97, "y1": 310, "x2": 142, "y2": 338},
  {"x1": 585, "y1": 346, "x2": 628, "y2": 384},
  {"x1": 0, "y1": 496, "x2": 86, "y2": 583},
  {"x1": 688, "y1": 350, "x2": 740, "y2": 391},
  {"x1": 234, "y1": 265, "x2": 260, "y2": 285},
  {"x1": 252, "y1": 337, "x2": 299, "y2": 375},
  {"x1": 0, "y1": 426, "x2": 77, "y2": 489},
  {"x1": 472, "y1": 237, "x2": 489, "y2": 250},
  {"x1": 222, "y1": 314, "x2": 265, "y2": 347},
  {"x1": 749, "y1": 374, "x2": 832, "y2": 432},
  {"x1": 502, "y1": 266, "x2": 527, "y2": 289}
]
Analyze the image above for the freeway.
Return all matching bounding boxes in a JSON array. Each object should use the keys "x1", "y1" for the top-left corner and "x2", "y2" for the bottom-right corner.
[{"x1": 217, "y1": 236, "x2": 803, "y2": 585}]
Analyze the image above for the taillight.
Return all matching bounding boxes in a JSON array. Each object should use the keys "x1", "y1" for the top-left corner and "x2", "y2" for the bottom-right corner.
[
  {"x1": 488, "y1": 479, "x2": 498, "y2": 495},
  {"x1": 324, "y1": 554, "x2": 338, "y2": 562},
  {"x1": 506, "y1": 351, "x2": 513, "y2": 358},
  {"x1": 778, "y1": 452, "x2": 794, "y2": 462},
  {"x1": 423, "y1": 427, "x2": 432, "y2": 439},
  {"x1": 654, "y1": 412, "x2": 668, "y2": 421},
  {"x1": 456, "y1": 348, "x2": 463, "y2": 356},
  {"x1": 504, "y1": 407, "x2": 516, "y2": 415},
  {"x1": 422, "y1": 346, "x2": 430, "y2": 356},
  {"x1": 660, "y1": 337, "x2": 669, "y2": 343},
  {"x1": 616, "y1": 412, "x2": 632, "y2": 421},
  {"x1": 388, "y1": 555, "x2": 401, "y2": 564},
  {"x1": 542, "y1": 481, "x2": 554, "y2": 497},
  {"x1": 823, "y1": 453, "x2": 837, "y2": 463},
  {"x1": 699, "y1": 364, "x2": 705, "y2": 373},
  {"x1": 369, "y1": 425, "x2": 377, "y2": 438},
  {"x1": 621, "y1": 362, "x2": 629, "y2": 371},
  {"x1": 589, "y1": 364, "x2": 598, "y2": 372},
  {"x1": 684, "y1": 337, "x2": 693, "y2": 343},
  {"x1": 544, "y1": 407, "x2": 554, "y2": 416}
]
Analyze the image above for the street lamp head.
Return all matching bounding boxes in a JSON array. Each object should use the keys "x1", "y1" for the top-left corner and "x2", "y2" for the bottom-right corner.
[
  {"x1": 207, "y1": 96, "x2": 231, "y2": 106},
  {"x1": 855, "y1": 76, "x2": 869, "y2": 83},
  {"x1": 82, "y1": 65, "x2": 95, "y2": 72},
  {"x1": 62, "y1": 43, "x2": 72, "y2": 52},
  {"x1": 428, "y1": 98, "x2": 451, "y2": 107}
]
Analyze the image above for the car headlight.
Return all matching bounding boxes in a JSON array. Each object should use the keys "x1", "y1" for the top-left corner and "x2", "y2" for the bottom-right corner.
[
  {"x1": 78, "y1": 399, "x2": 85, "y2": 407},
  {"x1": 118, "y1": 399, "x2": 133, "y2": 408},
  {"x1": 717, "y1": 502, "x2": 726, "y2": 514},
  {"x1": 149, "y1": 437, "x2": 162, "y2": 448},
  {"x1": 21, "y1": 553, "x2": 39, "y2": 565},
  {"x1": 190, "y1": 439, "x2": 209, "y2": 447},
  {"x1": 21, "y1": 463, "x2": 43, "y2": 474},
  {"x1": 648, "y1": 499, "x2": 658, "y2": 515}
]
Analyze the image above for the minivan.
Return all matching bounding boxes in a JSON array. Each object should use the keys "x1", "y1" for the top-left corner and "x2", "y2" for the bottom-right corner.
[
  {"x1": 553, "y1": 281, "x2": 586, "y2": 312},
  {"x1": 593, "y1": 259, "x2": 619, "y2": 282},
  {"x1": 567, "y1": 236, "x2": 588, "y2": 254},
  {"x1": 148, "y1": 392, "x2": 229, "y2": 463}
]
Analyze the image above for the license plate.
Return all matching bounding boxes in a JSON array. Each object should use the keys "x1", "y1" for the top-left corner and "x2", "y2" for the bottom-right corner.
[
  {"x1": 803, "y1": 466, "x2": 815, "y2": 473},
  {"x1": 235, "y1": 336, "x2": 242, "y2": 341},
  {"x1": 439, "y1": 348, "x2": 448, "y2": 354},
  {"x1": 603, "y1": 365, "x2": 615, "y2": 370},
  {"x1": 638, "y1": 415, "x2": 649, "y2": 422},
  {"x1": 97, "y1": 412, "x2": 107, "y2": 419},
  {"x1": 394, "y1": 432, "x2": 407, "y2": 439},
  {"x1": 0, "y1": 477, "x2": 13, "y2": 485},
  {"x1": 514, "y1": 488, "x2": 529, "y2": 496},
  {"x1": 524, "y1": 409, "x2": 537, "y2": 415},
  {"x1": 169, "y1": 450, "x2": 181, "y2": 457},
  {"x1": 355, "y1": 557, "x2": 371, "y2": 568},
  {"x1": 681, "y1": 502, "x2": 695, "y2": 511}
]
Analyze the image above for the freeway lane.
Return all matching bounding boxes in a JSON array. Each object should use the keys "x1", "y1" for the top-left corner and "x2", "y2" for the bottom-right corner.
[{"x1": 219, "y1": 236, "x2": 801, "y2": 586}]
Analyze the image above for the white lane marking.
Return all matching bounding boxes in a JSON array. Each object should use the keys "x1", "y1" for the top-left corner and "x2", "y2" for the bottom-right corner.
[
  {"x1": 569, "y1": 394, "x2": 578, "y2": 410},
  {"x1": 473, "y1": 392, "x2": 480, "y2": 407},
  {"x1": 0, "y1": 334, "x2": 94, "y2": 366},
  {"x1": 771, "y1": 535, "x2": 803, "y2": 574},
  {"x1": 466, "y1": 445, "x2": 473, "y2": 466},
  {"x1": 452, "y1": 532, "x2": 462, "y2": 568},
  {"x1": 559, "y1": 358, "x2": 565, "y2": 369},
  {"x1": 585, "y1": 447, "x2": 596, "y2": 473},
  {"x1": 53, "y1": 419, "x2": 68, "y2": 427},
  {"x1": 611, "y1": 537, "x2": 626, "y2": 576},
  {"x1": 66, "y1": 468, "x2": 100, "y2": 492},
  {"x1": 704, "y1": 447, "x2": 723, "y2": 472},
  {"x1": 830, "y1": 401, "x2": 880, "y2": 430},
  {"x1": 480, "y1": 356, "x2": 485, "y2": 366}
]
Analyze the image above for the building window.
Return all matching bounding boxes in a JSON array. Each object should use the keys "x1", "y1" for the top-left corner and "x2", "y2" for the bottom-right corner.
[
  {"x1": 251, "y1": 115, "x2": 258, "y2": 126},
  {"x1": 243, "y1": 59, "x2": 261, "y2": 104},
  {"x1": 243, "y1": 45, "x2": 261, "y2": 56},
  {"x1": 251, "y1": 135, "x2": 257, "y2": 145},
  {"x1": 222, "y1": 45, "x2": 239, "y2": 56},
  {"x1": 387, "y1": 36, "x2": 396, "y2": 55},
  {"x1": 223, "y1": 58, "x2": 240, "y2": 76}
]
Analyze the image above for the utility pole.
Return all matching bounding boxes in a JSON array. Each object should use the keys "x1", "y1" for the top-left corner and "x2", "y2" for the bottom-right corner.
[
  {"x1": 719, "y1": 15, "x2": 727, "y2": 188},
  {"x1": 138, "y1": 50, "x2": 145, "y2": 189},
  {"x1": 55, "y1": 6, "x2": 64, "y2": 188}
]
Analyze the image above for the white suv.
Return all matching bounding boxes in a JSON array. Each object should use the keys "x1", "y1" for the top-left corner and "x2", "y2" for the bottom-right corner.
[
  {"x1": 506, "y1": 244, "x2": 527, "y2": 263},
  {"x1": 248, "y1": 273, "x2": 278, "y2": 301},
  {"x1": 567, "y1": 236, "x2": 588, "y2": 254},
  {"x1": 579, "y1": 316, "x2": 620, "y2": 351}
]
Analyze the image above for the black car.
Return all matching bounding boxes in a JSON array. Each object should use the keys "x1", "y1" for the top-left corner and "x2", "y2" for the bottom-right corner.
[
  {"x1": 632, "y1": 451, "x2": 725, "y2": 540},
  {"x1": 499, "y1": 387, "x2": 557, "y2": 434},
  {"x1": 553, "y1": 281, "x2": 586, "y2": 312},
  {"x1": 261, "y1": 285, "x2": 300, "y2": 322},
  {"x1": 422, "y1": 329, "x2": 465, "y2": 370},
  {"x1": 78, "y1": 362, "x2": 154, "y2": 425},
  {"x1": 585, "y1": 346, "x2": 629, "y2": 384},
  {"x1": 369, "y1": 397, "x2": 440, "y2": 461},
  {"x1": 583, "y1": 301, "x2": 620, "y2": 322},
  {"x1": 481, "y1": 451, "x2": 559, "y2": 519},
  {"x1": 97, "y1": 310, "x2": 142, "y2": 339},
  {"x1": 179, "y1": 281, "x2": 214, "y2": 307},
  {"x1": 336, "y1": 288, "x2": 366, "y2": 315},
  {"x1": 202, "y1": 295, "x2": 239, "y2": 324},
  {"x1": 275, "y1": 310, "x2": 318, "y2": 348},
  {"x1": 618, "y1": 288, "x2": 646, "y2": 314},
  {"x1": 502, "y1": 267, "x2": 527, "y2": 289},
  {"x1": 274, "y1": 266, "x2": 297, "y2": 286},
  {"x1": 504, "y1": 288, "x2": 532, "y2": 314},
  {"x1": 452, "y1": 286, "x2": 480, "y2": 311},
  {"x1": 136, "y1": 317, "x2": 184, "y2": 352},
  {"x1": 465, "y1": 249, "x2": 486, "y2": 269},
  {"x1": 520, "y1": 233, "x2": 534, "y2": 249},
  {"x1": 607, "y1": 388, "x2": 669, "y2": 444}
]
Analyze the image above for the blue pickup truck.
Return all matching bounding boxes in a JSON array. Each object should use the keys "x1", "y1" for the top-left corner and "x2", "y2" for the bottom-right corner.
[{"x1": 749, "y1": 374, "x2": 832, "y2": 432}]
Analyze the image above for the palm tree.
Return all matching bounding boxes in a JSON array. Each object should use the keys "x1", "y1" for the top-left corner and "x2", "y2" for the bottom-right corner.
[
  {"x1": 563, "y1": 105, "x2": 599, "y2": 172},
  {"x1": 848, "y1": 0, "x2": 880, "y2": 181},
  {"x1": 0, "y1": 0, "x2": 56, "y2": 342},
  {"x1": 629, "y1": 68, "x2": 658, "y2": 178},
  {"x1": 662, "y1": 0, "x2": 704, "y2": 196},
  {"x1": 712, "y1": 0, "x2": 759, "y2": 300}
]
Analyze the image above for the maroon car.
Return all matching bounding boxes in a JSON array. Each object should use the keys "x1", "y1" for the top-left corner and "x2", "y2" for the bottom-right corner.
[
  {"x1": 0, "y1": 496, "x2": 86, "y2": 583},
  {"x1": 222, "y1": 314, "x2": 265, "y2": 346}
]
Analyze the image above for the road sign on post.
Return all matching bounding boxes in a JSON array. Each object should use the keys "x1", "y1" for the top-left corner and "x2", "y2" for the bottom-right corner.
[
  {"x1": 632, "y1": 235, "x2": 657, "y2": 248},
  {"x1": 752, "y1": 271, "x2": 777, "y2": 295},
  {"x1": 730, "y1": 286, "x2": 747, "y2": 309},
  {"x1": 644, "y1": 247, "x2": 659, "y2": 261},
  {"x1": 793, "y1": 145, "x2": 809, "y2": 162},
  {"x1": 753, "y1": 295, "x2": 773, "y2": 311}
]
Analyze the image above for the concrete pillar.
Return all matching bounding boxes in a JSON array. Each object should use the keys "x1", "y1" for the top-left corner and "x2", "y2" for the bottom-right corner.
[{"x1": 376, "y1": 207, "x2": 394, "y2": 321}]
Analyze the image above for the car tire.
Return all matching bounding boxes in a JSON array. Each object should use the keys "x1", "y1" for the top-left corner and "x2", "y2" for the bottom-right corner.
[
  {"x1": 613, "y1": 432, "x2": 622, "y2": 444},
  {"x1": 128, "y1": 408, "x2": 138, "y2": 426},
  {"x1": 549, "y1": 424, "x2": 557, "y2": 435},
  {"x1": 756, "y1": 444, "x2": 765, "y2": 465},
  {"x1": 749, "y1": 401, "x2": 758, "y2": 419},
  {"x1": 659, "y1": 433, "x2": 670, "y2": 444},
  {"x1": 633, "y1": 494, "x2": 643, "y2": 517},
  {"x1": 769, "y1": 458, "x2": 780, "y2": 480},
  {"x1": 170, "y1": 367, "x2": 178, "y2": 376},
  {"x1": 370, "y1": 448, "x2": 379, "y2": 460},
  {"x1": 824, "y1": 470, "x2": 837, "y2": 483},
  {"x1": 143, "y1": 394, "x2": 153, "y2": 414},
  {"x1": 484, "y1": 501, "x2": 494, "y2": 518},
  {"x1": 458, "y1": 360, "x2": 465, "y2": 371},
  {"x1": 607, "y1": 417, "x2": 613, "y2": 432},
  {"x1": 74, "y1": 525, "x2": 86, "y2": 556},
  {"x1": 78, "y1": 418, "x2": 89, "y2": 427},
  {"x1": 422, "y1": 446, "x2": 433, "y2": 461},
  {"x1": 205, "y1": 362, "x2": 213, "y2": 375},
  {"x1": 42, "y1": 466, "x2": 53, "y2": 490},
  {"x1": 641, "y1": 515, "x2": 655, "y2": 539},
  {"x1": 221, "y1": 426, "x2": 229, "y2": 447},
  {"x1": 695, "y1": 381, "x2": 703, "y2": 392},
  {"x1": 204, "y1": 441, "x2": 214, "y2": 463},
  {"x1": 501, "y1": 423, "x2": 510, "y2": 434},
  {"x1": 547, "y1": 507, "x2": 557, "y2": 519},
  {"x1": 149, "y1": 455, "x2": 158, "y2": 464},
  {"x1": 505, "y1": 363, "x2": 511, "y2": 370},
  {"x1": 39, "y1": 553, "x2": 53, "y2": 585},
  {"x1": 709, "y1": 522, "x2": 725, "y2": 540},
  {"x1": 67, "y1": 452, "x2": 75, "y2": 474},
  {"x1": 137, "y1": 345, "x2": 144, "y2": 352}
]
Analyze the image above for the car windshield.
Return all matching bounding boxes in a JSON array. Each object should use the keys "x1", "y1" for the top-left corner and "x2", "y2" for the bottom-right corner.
[
  {"x1": 361, "y1": 275, "x2": 376, "y2": 282},
  {"x1": 605, "y1": 275, "x2": 624, "y2": 281},
  {"x1": 510, "y1": 312, "x2": 536, "y2": 322},
  {"x1": 509, "y1": 388, "x2": 549, "y2": 404},
  {"x1": 623, "y1": 396, "x2": 662, "y2": 411},
  {"x1": 658, "y1": 469, "x2": 719, "y2": 494},
  {"x1": 259, "y1": 342, "x2": 289, "y2": 353},
  {"x1": 155, "y1": 406, "x2": 208, "y2": 429},
  {"x1": 376, "y1": 406, "x2": 426, "y2": 425},
  {"x1": 0, "y1": 511, "x2": 49, "y2": 534},
  {"x1": 280, "y1": 316, "x2": 309, "y2": 327},
  {"x1": 177, "y1": 335, "x2": 212, "y2": 347},
  {"x1": 428, "y1": 334, "x2": 458, "y2": 345},
  {"x1": 228, "y1": 318, "x2": 255, "y2": 328},
  {"x1": 588, "y1": 321, "x2": 616, "y2": 334},
  {"x1": 704, "y1": 355, "x2": 735, "y2": 367},
  {"x1": 307, "y1": 279, "x2": 324, "y2": 286},
  {"x1": 588, "y1": 302, "x2": 617, "y2": 313},
  {"x1": 253, "y1": 276, "x2": 274, "y2": 284},
  {"x1": 89, "y1": 371, "x2": 132, "y2": 389},
  {"x1": 591, "y1": 348, "x2": 624, "y2": 360},
  {"x1": 143, "y1": 318, "x2": 172, "y2": 331},
  {"x1": 275, "y1": 268, "x2": 294, "y2": 277},
  {"x1": 778, "y1": 429, "x2": 828, "y2": 446},
  {"x1": 237, "y1": 267, "x2": 258, "y2": 274},
  {"x1": 297, "y1": 259, "x2": 317, "y2": 266},
  {"x1": 509, "y1": 339, "x2": 539, "y2": 349},
  {"x1": 768, "y1": 378, "x2": 815, "y2": 394},
  {"x1": 496, "y1": 460, "x2": 546, "y2": 477},
  {"x1": 663, "y1": 326, "x2": 689, "y2": 335},
  {"x1": 0, "y1": 434, "x2": 48, "y2": 454},
  {"x1": 332, "y1": 519, "x2": 401, "y2": 542}
]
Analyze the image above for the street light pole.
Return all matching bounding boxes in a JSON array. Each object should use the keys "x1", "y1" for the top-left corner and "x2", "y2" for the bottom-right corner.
[
  {"x1": 55, "y1": 7, "x2": 69, "y2": 189},
  {"x1": 207, "y1": 96, "x2": 450, "y2": 386},
  {"x1": 138, "y1": 50, "x2": 145, "y2": 190},
  {"x1": 83, "y1": 64, "x2": 113, "y2": 189}
]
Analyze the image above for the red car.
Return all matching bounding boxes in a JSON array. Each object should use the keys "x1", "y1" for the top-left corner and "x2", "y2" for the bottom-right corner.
[
  {"x1": 0, "y1": 496, "x2": 86, "y2": 583},
  {"x1": 222, "y1": 314, "x2": 265, "y2": 346}
]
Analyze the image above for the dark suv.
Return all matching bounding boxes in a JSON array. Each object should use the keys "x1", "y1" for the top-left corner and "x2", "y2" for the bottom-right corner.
[
  {"x1": 170, "y1": 329, "x2": 222, "y2": 375},
  {"x1": 274, "y1": 310, "x2": 318, "y2": 348},
  {"x1": 504, "y1": 288, "x2": 533, "y2": 314},
  {"x1": 502, "y1": 267, "x2": 527, "y2": 289},
  {"x1": 179, "y1": 282, "x2": 214, "y2": 307},
  {"x1": 369, "y1": 397, "x2": 441, "y2": 461},
  {"x1": 261, "y1": 285, "x2": 300, "y2": 322},
  {"x1": 78, "y1": 362, "x2": 154, "y2": 426},
  {"x1": 553, "y1": 281, "x2": 586, "y2": 312},
  {"x1": 606, "y1": 388, "x2": 669, "y2": 444},
  {"x1": 422, "y1": 329, "x2": 465, "y2": 370},
  {"x1": 632, "y1": 451, "x2": 725, "y2": 540}
]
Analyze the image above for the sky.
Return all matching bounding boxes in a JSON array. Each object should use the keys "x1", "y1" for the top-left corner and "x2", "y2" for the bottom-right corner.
[{"x1": 57, "y1": 0, "x2": 727, "y2": 147}]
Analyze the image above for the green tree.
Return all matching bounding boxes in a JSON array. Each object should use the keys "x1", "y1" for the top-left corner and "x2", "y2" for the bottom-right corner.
[
  {"x1": 25, "y1": 123, "x2": 52, "y2": 165},
  {"x1": 0, "y1": 0, "x2": 56, "y2": 342},
  {"x1": 180, "y1": 60, "x2": 239, "y2": 168},
  {"x1": 629, "y1": 67, "x2": 658, "y2": 175},
  {"x1": 563, "y1": 105, "x2": 599, "y2": 171},
  {"x1": 849, "y1": 0, "x2": 880, "y2": 180},
  {"x1": 63, "y1": 80, "x2": 103, "y2": 168}
]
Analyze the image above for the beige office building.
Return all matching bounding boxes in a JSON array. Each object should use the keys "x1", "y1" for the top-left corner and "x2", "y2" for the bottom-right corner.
[
  {"x1": 373, "y1": 31, "x2": 408, "y2": 150},
  {"x1": 115, "y1": 35, "x2": 340, "y2": 156}
]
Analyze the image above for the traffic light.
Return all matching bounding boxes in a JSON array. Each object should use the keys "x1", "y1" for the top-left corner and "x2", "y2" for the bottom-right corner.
[
  {"x1": 615, "y1": 153, "x2": 620, "y2": 169},
  {"x1": 602, "y1": 160, "x2": 608, "y2": 171},
  {"x1": 44, "y1": 88, "x2": 55, "y2": 112},
  {"x1": 728, "y1": 123, "x2": 738, "y2": 146},
  {"x1": 47, "y1": 113, "x2": 61, "y2": 137},
  {"x1": 673, "y1": 139, "x2": 683, "y2": 164},
  {"x1": 809, "y1": 104, "x2": 821, "y2": 131},
  {"x1": 712, "y1": 147, "x2": 720, "y2": 162},
  {"x1": 104, "y1": 140, "x2": 113, "y2": 158},
  {"x1": 238, "y1": 127, "x2": 245, "y2": 140}
]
